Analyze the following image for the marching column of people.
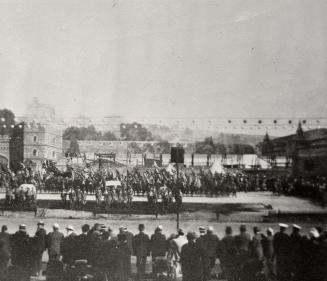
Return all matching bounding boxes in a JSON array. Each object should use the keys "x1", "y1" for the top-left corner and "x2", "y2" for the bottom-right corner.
[{"x1": 0, "y1": 222, "x2": 326, "y2": 281}]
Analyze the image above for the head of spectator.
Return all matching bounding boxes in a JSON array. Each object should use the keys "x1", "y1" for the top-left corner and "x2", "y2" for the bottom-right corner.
[
  {"x1": 177, "y1": 228, "x2": 185, "y2": 237},
  {"x1": 199, "y1": 227, "x2": 206, "y2": 236},
  {"x1": 309, "y1": 228, "x2": 320, "y2": 240},
  {"x1": 37, "y1": 221, "x2": 44, "y2": 229},
  {"x1": 186, "y1": 232, "x2": 197, "y2": 243},
  {"x1": 1, "y1": 225, "x2": 8, "y2": 233},
  {"x1": 240, "y1": 224, "x2": 247, "y2": 233},
  {"x1": 292, "y1": 224, "x2": 301, "y2": 233},
  {"x1": 253, "y1": 226, "x2": 261, "y2": 234},
  {"x1": 279, "y1": 223, "x2": 288, "y2": 232},
  {"x1": 155, "y1": 225, "x2": 163, "y2": 234},
  {"x1": 207, "y1": 226, "x2": 214, "y2": 234},
  {"x1": 19, "y1": 224, "x2": 27, "y2": 233},
  {"x1": 81, "y1": 224, "x2": 90, "y2": 234},
  {"x1": 53, "y1": 223, "x2": 60, "y2": 231},
  {"x1": 266, "y1": 228, "x2": 274, "y2": 236},
  {"x1": 225, "y1": 226, "x2": 233, "y2": 236},
  {"x1": 66, "y1": 225, "x2": 75, "y2": 236},
  {"x1": 119, "y1": 226, "x2": 126, "y2": 235},
  {"x1": 138, "y1": 224, "x2": 145, "y2": 233}
]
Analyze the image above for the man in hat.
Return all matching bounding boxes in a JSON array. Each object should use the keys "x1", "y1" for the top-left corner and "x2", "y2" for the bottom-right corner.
[
  {"x1": 197, "y1": 227, "x2": 210, "y2": 281},
  {"x1": 171, "y1": 229, "x2": 188, "y2": 279},
  {"x1": 150, "y1": 225, "x2": 167, "y2": 275},
  {"x1": 88, "y1": 223, "x2": 103, "y2": 266},
  {"x1": 219, "y1": 226, "x2": 237, "y2": 281},
  {"x1": 33, "y1": 221, "x2": 47, "y2": 276},
  {"x1": 47, "y1": 223, "x2": 64, "y2": 262},
  {"x1": 203, "y1": 226, "x2": 219, "y2": 277},
  {"x1": 273, "y1": 223, "x2": 291, "y2": 281},
  {"x1": 262, "y1": 228, "x2": 275, "y2": 280},
  {"x1": 10, "y1": 224, "x2": 31, "y2": 278},
  {"x1": 251, "y1": 226, "x2": 264, "y2": 262},
  {"x1": 132, "y1": 224, "x2": 150, "y2": 279},
  {"x1": 61, "y1": 225, "x2": 77, "y2": 265},
  {"x1": 116, "y1": 233, "x2": 130, "y2": 281},
  {"x1": 76, "y1": 224, "x2": 90, "y2": 260},
  {"x1": 76, "y1": 224, "x2": 90, "y2": 261},
  {"x1": 290, "y1": 224, "x2": 303, "y2": 279},
  {"x1": 180, "y1": 232, "x2": 202, "y2": 281},
  {"x1": 119, "y1": 226, "x2": 134, "y2": 276}
]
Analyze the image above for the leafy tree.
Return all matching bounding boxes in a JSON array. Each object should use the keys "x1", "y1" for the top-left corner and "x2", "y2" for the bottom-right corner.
[
  {"x1": 102, "y1": 131, "x2": 117, "y2": 141},
  {"x1": 67, "y1": 137, "x2": 80, "y2": 157},
  {"x1": 120, "y1": 123, "x2": 154, "y2": 141}
]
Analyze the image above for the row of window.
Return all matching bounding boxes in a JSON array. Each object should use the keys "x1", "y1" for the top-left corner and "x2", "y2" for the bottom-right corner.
[
  {"x1": 32, "y1": 149, "x2": 57, "y2": 158},
  {"x1": 33, "y1": 135, "x2": 57, "y2": 144}
]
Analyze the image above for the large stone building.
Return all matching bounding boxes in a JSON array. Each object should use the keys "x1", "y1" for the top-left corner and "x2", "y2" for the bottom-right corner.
[
  {"x1": 1, "y1": 122, "x2": 63, "y2": 170},
  {"x1": 259, "y1": 123, "x2": 327, "y2": 176}
]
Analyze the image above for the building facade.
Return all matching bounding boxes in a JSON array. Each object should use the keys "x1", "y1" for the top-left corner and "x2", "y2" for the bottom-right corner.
[
  {"x1": 23, "y1": 123, "x2": 63, "y2": 167},
  {"x1": 259, "y1": 123, "x2": 327, "y2": 177}
]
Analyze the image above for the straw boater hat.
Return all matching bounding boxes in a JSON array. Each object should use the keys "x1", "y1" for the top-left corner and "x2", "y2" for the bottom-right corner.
[
  {"x1": 279, "y1": 223, "x2": 288, "y2": 229},
  {"x1": 19, "y1": 224, "x2": 27, "y2": 232},
  {"x1": 292, "y1": 224, "x2": 302, "y2": 230},
  {"x1": 66, "y1": 225, "x2": 75, "y2": 231}
]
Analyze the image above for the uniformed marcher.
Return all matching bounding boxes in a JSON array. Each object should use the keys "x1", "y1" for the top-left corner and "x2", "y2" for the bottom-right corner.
[
  {"x1": 273, "y1": 223, "x2": 291, "y2": 281},
  {"x1": 47, "y1": 223, "x2": 64, "y2": 262},
  {"x1": 132, "y1": 224, "x2": 150, "y2": 279},
  {"x1": 180, "y1": 232, "x2": 202, "y2": 281},
  {"x1": 61, "y1": 225, "x2": 77, "y2": 266}
]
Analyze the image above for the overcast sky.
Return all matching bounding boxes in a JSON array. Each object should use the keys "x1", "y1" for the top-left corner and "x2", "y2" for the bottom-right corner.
[{"x1": 1, "y1": 0, "x2": 327, "y2": 119}]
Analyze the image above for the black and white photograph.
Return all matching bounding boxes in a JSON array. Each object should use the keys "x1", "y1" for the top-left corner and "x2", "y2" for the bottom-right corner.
[{"x1": 0, "y1": 0, "x2": 327, "y2": 280}]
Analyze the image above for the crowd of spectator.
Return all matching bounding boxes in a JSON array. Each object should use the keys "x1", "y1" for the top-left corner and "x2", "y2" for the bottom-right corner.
[{"x1": 0, "y1": 222, "x2": 326, "y2": 281}]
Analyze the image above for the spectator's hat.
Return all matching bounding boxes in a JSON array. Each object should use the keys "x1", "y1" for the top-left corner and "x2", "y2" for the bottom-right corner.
[
  {"x1": 37, "y1": 221, "x2": 44, "y2": 226},
  {"x1": 178, "y1": 228, "x2": 184, "y2": 235},
  {"x1": 199, "y1": 227, "x2": 205, "y2": 234},
  {"x1": 292, "y1": 224, "x2": 301, "y2": 230},
  {"x1": 157, "y1": 225, "x2": 163, "y2": 231},
  {"x1": 53, "y1": 223, "x2": 59, "y2": 229},
  {"x1": 278, "y1": 223, "x2": 288, "y2": 229},
  {"x1": 309, "y1": 228, "x2": 320, "y2": 238},
  {"x1": 267, "y1": 228, "x2": 274, "y2": 235},
  {"x1": 207, "y1": 226, "x2": 214, "y2": 232},
  {"x1": 19, "y1": 224, "x2": 27, "y2": 232},
  {"x1": 66, "y1": 225, "x2": 75, "y2": 231}
]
